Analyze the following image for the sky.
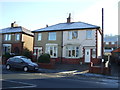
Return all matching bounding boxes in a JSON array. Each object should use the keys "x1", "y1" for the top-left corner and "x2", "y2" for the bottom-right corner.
[{"x1": 0, "y1": 0, "x2": 119, "y2": 35}]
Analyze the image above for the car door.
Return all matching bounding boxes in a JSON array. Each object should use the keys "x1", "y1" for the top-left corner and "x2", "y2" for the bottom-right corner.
[{"x1": 14, "y1": 58, "x2": 24, "y2": 69}]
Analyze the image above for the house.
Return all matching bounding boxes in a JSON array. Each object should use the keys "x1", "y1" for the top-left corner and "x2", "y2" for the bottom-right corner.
[
  {"x1": 32, "y1": 14, "x2": 102, "y2": 64},
  {"x1": 104, "y1": 35, "x2": 118, "y2": 55},
  {"x1": 0, "y1": 22, "x2": 34, "y2": 56}
]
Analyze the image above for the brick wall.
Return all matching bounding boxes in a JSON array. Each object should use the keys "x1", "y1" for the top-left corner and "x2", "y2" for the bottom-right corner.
[{"x1": 62, "y1": 58, "x2": 84, "y2": 64}]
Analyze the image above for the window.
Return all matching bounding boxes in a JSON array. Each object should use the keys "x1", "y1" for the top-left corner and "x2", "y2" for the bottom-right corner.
[
  {"x1": 92, "y1": 49, "x2": 96, "y2": 58},
  {"x1": 3, "y1": 44, "x2": 11, "y2": 54},
  {"x1": 38, "y1": 33, "x2": 42, "y2": 41},
  {"x1": 68, "y1": 31, "x2": 78, "y2": 40},
  {"x1": 66, "y1": 46, "x2": 79, "y2": 58},
  {"x1": 111, "y1": 42, "x2": 115, "y2": 45},
  {"x1": 15, "y1": 34, "x2": 20, "y2": 41},
  {"x1": 4, "y1": 34, "x2": 11, "y2": 41},
  {"x1": 48, "y1": 32, "x2": 56, "y2": 40},
  {"x1": 106, "y1": 42, "x2": 109, "y2": 45},
  {"x1": 46, "y1": 44, "x2": 57, "y2": 58},
  {"x1": 86, "y1": 30, "x2": 92, "y2": 39}
]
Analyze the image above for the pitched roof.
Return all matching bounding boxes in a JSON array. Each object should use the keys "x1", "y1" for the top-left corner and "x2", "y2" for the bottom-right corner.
[
  {"x1": 32, "y1": 22, "x2": 100, "y2": 32},
  {"x1": 0, "y1": 26, "x2": 34, "y2": 36}
]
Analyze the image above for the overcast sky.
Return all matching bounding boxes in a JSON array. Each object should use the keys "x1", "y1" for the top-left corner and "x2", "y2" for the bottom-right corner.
[{"x1": 0, "y1": 0, "x2": 119, "y2": 35}]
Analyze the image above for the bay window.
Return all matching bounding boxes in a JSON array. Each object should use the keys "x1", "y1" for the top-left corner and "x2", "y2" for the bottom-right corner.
[
  {"x1": 66, "y1": 46, "x2": 80, "y2": 58},
  {"x1": 46, "y1": 44, "x2": 58, "y2": 58}
]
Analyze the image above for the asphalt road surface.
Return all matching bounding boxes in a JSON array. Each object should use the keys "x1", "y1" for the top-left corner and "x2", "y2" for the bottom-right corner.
[{"x1": 1, "y1": 66, "x2": 119, "y2": 89}]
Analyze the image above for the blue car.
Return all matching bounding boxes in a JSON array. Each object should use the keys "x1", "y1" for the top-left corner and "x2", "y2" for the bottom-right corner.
[{"x1": 6, "y1": 56, "x2": 39, "y2": 72}]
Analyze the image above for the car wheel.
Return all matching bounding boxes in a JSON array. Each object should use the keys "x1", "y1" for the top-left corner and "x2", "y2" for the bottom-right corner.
[
  {"x1": 6, "y1": 64, "x2": 11, "y2": 70},
  {"x1": 23, "y1": 66, "x2": 29, "y2": 72}
]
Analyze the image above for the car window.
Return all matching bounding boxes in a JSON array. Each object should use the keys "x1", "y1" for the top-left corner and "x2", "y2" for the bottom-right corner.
[
  {"x1": 14, "y1": 58, "x2": 23, "y2": 63},
  {"x1": 21, "y1": 58, "x2": 32, "y2": 64}
]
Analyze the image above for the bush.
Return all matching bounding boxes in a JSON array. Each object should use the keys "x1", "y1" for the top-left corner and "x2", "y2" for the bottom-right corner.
[
  {"x1": 22, "y1": 48, "x2": 33, "y2": 60},
  {"x1": 3, "y1": 53, "x2": 16, "y2": 60},
  {"x1": 38, "y1": 53, "x2": 50, "y2": 63}
]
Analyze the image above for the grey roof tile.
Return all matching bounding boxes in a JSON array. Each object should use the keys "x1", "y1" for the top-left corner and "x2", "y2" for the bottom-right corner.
[
  {"x1": 0, "y1": 26, "x2": 34, "y2": 36},
  {"x1": 32, "y1": 22, "x2": 100, "y2": 32}
]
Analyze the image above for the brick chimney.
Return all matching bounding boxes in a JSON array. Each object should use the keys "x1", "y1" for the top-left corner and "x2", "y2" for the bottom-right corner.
[
  {"x1": 67, "y1": 13, "x2": 71, "y2": 23},
  {"x1": 11, "y1": 21, "x2": 18, "y2": 27}
]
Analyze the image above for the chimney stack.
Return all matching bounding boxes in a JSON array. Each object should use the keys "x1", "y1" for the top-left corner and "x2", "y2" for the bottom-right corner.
[
  {"x1": 67, "y1": 13, "x2": 71, "y2": 23},
  {"x1": 11, "y1": 21, "x2": 18, "y2": 27}
]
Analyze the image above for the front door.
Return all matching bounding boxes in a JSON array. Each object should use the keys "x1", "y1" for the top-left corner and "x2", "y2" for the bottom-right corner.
[{"x1": 85, "y1": 49, "x2": 91, "y2": 63}]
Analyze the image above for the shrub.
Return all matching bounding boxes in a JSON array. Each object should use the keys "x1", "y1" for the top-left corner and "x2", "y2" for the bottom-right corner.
[
  {"x1": 22, "y1": 48, "x2": 33, "y2": 60},
  {"x1": 3, "y1": 53, "x2": 16, "y2": 60},
  {"x1": 38, "y1": 53, "x2": 50, "y2": 63}
]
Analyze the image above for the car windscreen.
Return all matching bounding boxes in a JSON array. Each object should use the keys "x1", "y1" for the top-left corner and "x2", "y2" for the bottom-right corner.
[{"x1": 21, "y1": 58, "x2": 33, "y2": 64}]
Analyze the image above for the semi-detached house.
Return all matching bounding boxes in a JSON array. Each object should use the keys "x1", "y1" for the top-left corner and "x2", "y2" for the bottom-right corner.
[
  {"x1": 33, "y1": 15, "x2": 102, "y2": 64},
  {"x1": 0, "y1": 22, "x2": 34, "y2": 56}
]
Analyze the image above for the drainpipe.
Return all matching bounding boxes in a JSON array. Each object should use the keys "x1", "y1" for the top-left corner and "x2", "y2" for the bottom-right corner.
[{"x1": 61, "y1": 31, "x2": 63, "y2": 64}]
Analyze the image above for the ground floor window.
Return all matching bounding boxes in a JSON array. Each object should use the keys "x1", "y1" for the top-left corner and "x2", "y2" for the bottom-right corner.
[
  {"x1": 66, "y1": 46, "x2": 80, "y2": 58},
  {"x1": 3, "y1": 44, "x2": 11, "y2": 54},
  {"x1": 92, "y1": 49, "x2": 96, "y2": 58},
  {"x1": 46, "y1": 44, "x2": 58, "y2": 58}
]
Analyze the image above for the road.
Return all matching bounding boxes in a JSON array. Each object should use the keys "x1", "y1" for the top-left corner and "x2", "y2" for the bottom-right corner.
[{"x1": 1, "y1": 66, "x2": 119, "y2": 89}]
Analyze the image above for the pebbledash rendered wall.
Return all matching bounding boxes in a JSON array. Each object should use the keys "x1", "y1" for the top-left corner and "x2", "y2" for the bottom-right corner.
[{"x1": 62, "y1": 29, "x2": 101, "y2": 64}]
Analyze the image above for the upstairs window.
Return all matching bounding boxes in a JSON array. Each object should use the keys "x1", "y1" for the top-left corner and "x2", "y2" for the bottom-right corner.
[
  {"x1": 15, "y1": 34, "x2": 20, "y2": 41},
  {"x1": 48, "y1": 32, "x2": 56, "y2": 40},
  {"x1": 68, "y1": 31, "x2": 78, "y2": 40},
  {"x1": 86, "y1": 30, "x2": 92, "y2": 39},
  {"x1": 37, "y1": 33, "x2": 42, "y2": 41},
  {"x1": 4, "y1": 34, "x2": 11, "y2": 41}
]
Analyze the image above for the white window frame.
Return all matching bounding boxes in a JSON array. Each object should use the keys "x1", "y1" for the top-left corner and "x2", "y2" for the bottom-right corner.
[
  {"x1": 106, "y1": 42, "x2": 109, "y2": 45},
  {"x1": 92, "y1": 48, "x2": 96, "y2": 58},
  {"x1": 37, "y1": 33, "x2": 42, "y2": 41},
  {"x1": 48, "y1": 32, "x2": 56, "y2": 40},
  {"x1": 4, "y1": 34, "x2": 11, "y2": 41},
  {"x1": 15, "y1": 34, "x2": 20, "y2": 41},
  {"x1": 86, "y1": 30, "x2": 92, "y2": 39},
  {"x1": 45, "y1": 44, "x2": 58, "y2": 58},
  {"x1": 68, "y1": 31, "x2": 78, "y2": 40},
  {"x1": 111, "y1": 42, "x2": 115, "y2": 45},
  {"x1": 33, "y1": 47, "x2": 42, "y2": 58},
  {"x1": 66, "y1": 45, "x2": 80, "y2": 58},
  {"x1": 3, "y1": 44, "x2": 11, "y2": 54}
]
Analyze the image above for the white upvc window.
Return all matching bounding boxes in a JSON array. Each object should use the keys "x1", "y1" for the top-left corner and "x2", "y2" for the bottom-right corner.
[
  {"x1": 111, "y1": 42, "x2": 115, "y2": 45},
  {"x1": 37, "y1": 33, "x2": 42, "y2": 41},
  {"x1": 15, "y1": 34, "x2": 20, "y2": 41},
  {"x1": 48, "y1": 32, "x2": 56, "y2": 40},
  {"x1": 46, "y1": 44, "x2": 58, "y2": 58},
  {"x1": 66, "y1": 46, "x2": 80, "y2": 58},
  {"x1": 68, "y1": 31, "x2": 78, "y2": 40},
  {"x1": 86, "y1": 30, "x2": 92, "y2": 39},
  {"x1": 4, "y1": 34, "x2": 11, "y2": 41},
  {"x1": 92, "y1": 49, "x2": 96, "y2": 58},
  {"x1": 106, "y1": 42, "x2": 109, "y2": 45},
  {"x1": 3, "y1": 44, "x2": 11, "y2": 54}
]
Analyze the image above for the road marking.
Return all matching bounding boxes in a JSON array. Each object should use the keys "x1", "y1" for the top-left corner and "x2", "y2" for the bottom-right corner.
[{"x1": 2, "y1": 80, "x2": 36, "y2": 89}]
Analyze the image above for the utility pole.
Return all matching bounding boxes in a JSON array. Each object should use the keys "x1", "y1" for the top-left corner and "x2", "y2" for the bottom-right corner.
[{"x1": 101, "y1": 8, "x2": 104, "y2": 59}]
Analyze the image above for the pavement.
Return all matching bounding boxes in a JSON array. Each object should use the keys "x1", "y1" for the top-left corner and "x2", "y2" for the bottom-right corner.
[{"x1": 38, "y1": 63, "x2": 119, "y2": 80}]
